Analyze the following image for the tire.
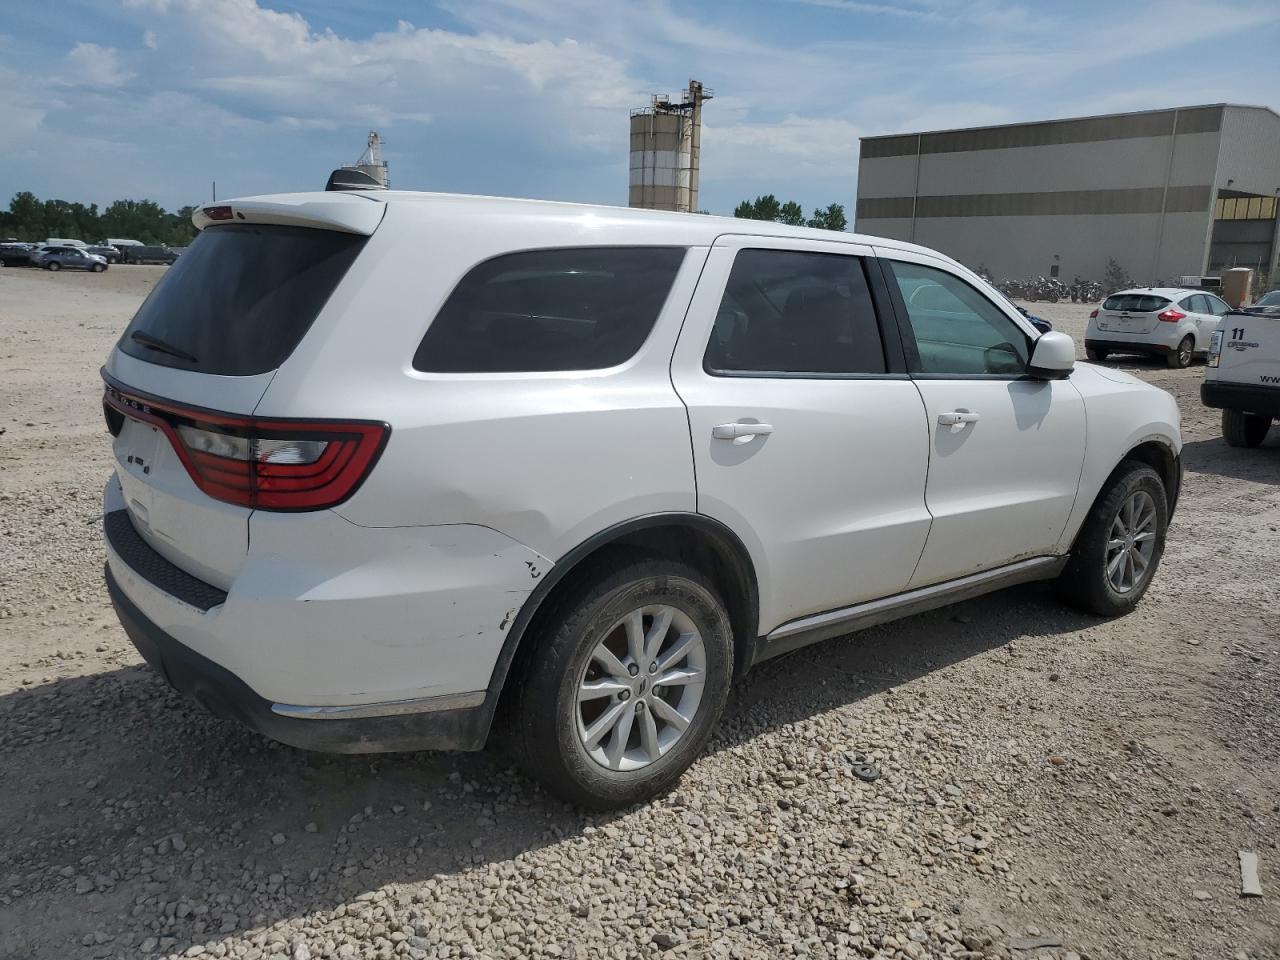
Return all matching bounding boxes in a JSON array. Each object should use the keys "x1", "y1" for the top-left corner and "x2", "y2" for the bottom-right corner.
[
  {"x1": 1222, "y1": 409, "x2": 1272, "y2": 448},
  {"x1": 1167, "y1": 335, "x2": 1193, "y2": 368},
  {"x1": 1086, "y1": 347, "x2": 1109, "y2": 362},
  {"x1": 92, "y1": 263, "x2": 105, "y2": 273},
  {"x1": 511, "y1": 554, "x2": 733, "y2": 809},
  {"x1": 1058, "y1": 462, "x2": 1167, "y2": 617},
  {"x1": 46, "y1": 261, "x2": 60, "y2": 271}
]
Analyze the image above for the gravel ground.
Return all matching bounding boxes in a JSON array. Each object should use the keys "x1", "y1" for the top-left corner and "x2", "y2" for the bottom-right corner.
[{"x1": 1, "y1": 267, "x2": 1278, "y2": 960}]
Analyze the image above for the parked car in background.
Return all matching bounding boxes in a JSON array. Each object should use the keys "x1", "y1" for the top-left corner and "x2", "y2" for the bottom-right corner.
[
  {"x1": 1086, "y1": 287, "x2": 1231, "y2": 367},
  {"x1": 44, "y1": 237, "x2": 86, "y2": 248},
  {"x1": 120, "y1": 244, "x2": 177, "y2": 265},
  {"x1": 37, "y1": 247, "x2": 108, "y2": 272},
  {"x1": 101, "y1": 190, "x2": 1182, "y2": 808},
  {"x1": 0, "y1": 242, "x2": 34, "y2": 266},
  {"x1": 85, "y1": 244, "x2": 122, "y2": 263},
  {"x1": 104, "y1": 238, "x2": 144, "y2": 250},
  {"x1": 1202, "y1": 289, "x2": 1280, "y2": 447}
]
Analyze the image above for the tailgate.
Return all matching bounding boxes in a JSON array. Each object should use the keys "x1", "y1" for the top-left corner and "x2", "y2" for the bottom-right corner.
[{"x1": 103, "y1": 205, "x2": 376, "y2": 590}]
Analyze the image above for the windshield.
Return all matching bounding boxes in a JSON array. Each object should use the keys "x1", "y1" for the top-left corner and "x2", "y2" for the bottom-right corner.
[
  {"x1": 118, "y1": 223, "x2": 367, "y2": 376},
  {"x1": 1255, "y1": 290, "x2": 1280, "y2": 307}
]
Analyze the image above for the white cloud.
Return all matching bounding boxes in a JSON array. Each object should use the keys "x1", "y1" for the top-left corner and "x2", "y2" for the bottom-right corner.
[
  {"x1": 142, "y1": 30, "x2": 159, "y2": 50},
  {"x1": 704, "y1": 117, "x2": 863, "y2": 180},
  {"x1": 61, "y1": 43, "x2": 132, "y2": 87}
]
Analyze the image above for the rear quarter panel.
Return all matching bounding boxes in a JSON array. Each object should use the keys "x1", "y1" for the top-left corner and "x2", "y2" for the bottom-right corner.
[{"x1": 255, "y1": 202, "x2": 709, "y2": 561}]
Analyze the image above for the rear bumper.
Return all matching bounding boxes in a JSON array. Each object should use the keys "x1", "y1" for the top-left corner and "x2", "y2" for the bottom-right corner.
[
  {"x1": 1086, "y1": 337, "x2": 1173, "y2": 356},
  {"x1": 1201, "y1": 381, "x2": 1280, "y2": 417},
  {"x1": 107, "y1": 564, "x2": 493, "y2": 753}
]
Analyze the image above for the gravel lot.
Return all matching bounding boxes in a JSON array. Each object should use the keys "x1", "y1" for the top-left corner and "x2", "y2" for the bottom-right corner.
[{"x1": 1, "y1": 266, "x2": 1278, "y2": 960}]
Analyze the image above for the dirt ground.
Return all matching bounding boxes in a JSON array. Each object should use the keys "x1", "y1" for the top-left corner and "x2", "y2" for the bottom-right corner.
[{"x1": 0, "y1": 265, "x2": 1277, "y2": 960}]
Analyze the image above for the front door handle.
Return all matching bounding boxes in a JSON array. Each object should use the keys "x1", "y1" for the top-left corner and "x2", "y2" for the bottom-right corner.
[
  {"x1": 712, "y1": 422, "x2": 774, "y2": 440},
  {"x1": 937, "y1": 410, "x2": 980, "y2": 432}
]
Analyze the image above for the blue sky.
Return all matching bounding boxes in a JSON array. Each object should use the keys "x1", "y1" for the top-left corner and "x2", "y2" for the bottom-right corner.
[{"x1": 1, "y1": 0, "x2": 1278, "y2": 217}]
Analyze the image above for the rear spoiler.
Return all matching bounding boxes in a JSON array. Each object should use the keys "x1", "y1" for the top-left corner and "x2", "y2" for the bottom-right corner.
[{"x1": 191, "y1": 192, "x2": 385, "y2": 235}]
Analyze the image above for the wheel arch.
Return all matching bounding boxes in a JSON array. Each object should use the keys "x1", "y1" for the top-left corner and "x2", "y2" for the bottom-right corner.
[
  {"x1": 483, "y1": 513, "x2": 760, "y2": 736},
  {"x1": 1120, "y1": 437, "x2": 1181, "y2": 516}
]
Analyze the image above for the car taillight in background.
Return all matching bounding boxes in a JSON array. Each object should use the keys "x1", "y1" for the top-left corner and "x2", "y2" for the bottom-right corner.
[
  {"x1": 1089, "y1": 308, "x2": 1098, "y2": 318},
  {"x1": 103, "y1": 381, "x2": 388, "y2": 511},
  {"x1": 1157, "y1": 308, "x2": 1186, "y2": 323}
]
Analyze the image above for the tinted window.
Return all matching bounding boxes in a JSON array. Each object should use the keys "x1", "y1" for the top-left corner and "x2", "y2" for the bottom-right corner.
[
  {"x1": 889, "y1": 261, "x2": 1030, "y2": 376},
  {"x1": 120, "y1": 224, "x2": 367, "y2": 376},
  {"x1": 414, "y1": 247, "x2": 685, "y2": 373},
  {"x1": 703, "y1": 249, "x2": 885, "y2": 376},
  {"x1": 1102, "y1": 294, "x2": 1171, "y2": 313}
]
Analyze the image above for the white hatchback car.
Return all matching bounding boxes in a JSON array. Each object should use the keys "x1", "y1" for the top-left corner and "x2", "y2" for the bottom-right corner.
[
  {"x1": 1086, "y1": 287, "x2": 1232, "y2": 368},
  {"x1": 102, "y1": 190, "x2": 1182, "y2": 808}
]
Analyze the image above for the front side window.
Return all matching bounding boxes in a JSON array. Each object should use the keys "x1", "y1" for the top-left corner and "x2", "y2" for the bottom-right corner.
[
  {"x1": 414, "y1": 247, "x2": 685, "y2": 373},
  {"x1": 703, "y1": 249, "x2": 886, "y2": 376},
  {"x1": 888, "y1": 260, "x2": 1030, "y2": 376}
]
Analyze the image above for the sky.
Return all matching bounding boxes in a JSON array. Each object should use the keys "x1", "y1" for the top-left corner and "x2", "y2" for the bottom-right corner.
[{"x1": 1, "y1": 0, "x2": 1279, "y2": 218}]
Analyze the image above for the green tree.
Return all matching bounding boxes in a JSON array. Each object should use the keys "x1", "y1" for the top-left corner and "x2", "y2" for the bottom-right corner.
[
  {"x1": 0, "y1": 192, "x2": 198, "y2": 245},
  {"x1": 778, "y1": 200, "x2": 805, "y2": 226},
  {"x1": 806, "y1": 203, "x2": 847, "y2": 232},
  {"x1": 732, "y1": 195, "x2": 847, "y2": 232},
  {"x1": 1103, "y1": 258, "x2": 1132, "y2": 293}
]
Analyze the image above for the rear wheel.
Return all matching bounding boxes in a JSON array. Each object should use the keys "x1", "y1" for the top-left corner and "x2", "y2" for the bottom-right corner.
[
  {"x1": 1222, "y1": 409, "x2": 1272, "y2": 448},
  {"x1": 1086, "y1": 347, "x2": 1109, "y2": 362},
  {"x1": 1167, "y1": 335, "x2": 1193, "y2": 368},
  {"x1": 46, "y1": 261, "x2": 60, "y2": 272},
  {"x1": 511, "y1": 555, "x2": 733, "y2": 809},
  {"x1": 1058, "y1": 462, "x2": 1167, "y2": 616}
]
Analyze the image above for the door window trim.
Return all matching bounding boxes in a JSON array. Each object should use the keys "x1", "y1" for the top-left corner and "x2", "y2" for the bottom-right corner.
[
  {"x1": 699, "y1": 244, "x2": 909, "y2": 381},
  {"x1": 878, "y1": 255, "x2": 1040, "y2": 381}
]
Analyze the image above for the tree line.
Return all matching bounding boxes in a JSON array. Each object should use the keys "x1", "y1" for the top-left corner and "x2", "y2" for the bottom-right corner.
[
  {"x1": 733, "y1": 195, "x2": 848, "y2": 232},
  {"x1": 0, "y1": 192, "x2": 198, "y2": 247}
]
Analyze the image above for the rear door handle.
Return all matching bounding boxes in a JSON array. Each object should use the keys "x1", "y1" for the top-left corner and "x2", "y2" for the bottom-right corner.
[
  {"x1": 937, "y1": 411, "x2": 980, "y2": 432},
  {"x1": 712, "y1": 422, "x2": 774, "y2": 440}
]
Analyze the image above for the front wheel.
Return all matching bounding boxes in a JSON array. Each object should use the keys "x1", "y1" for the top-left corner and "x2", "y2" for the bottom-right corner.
[
  {"x1": 1058, "y1": 462, "x2": 1168, "y2": 617},
  {"x1": 1222, "y1": 409, "x2": 1272, "y2": 448},
  {"x1": 511, "y1": 554, "x2": 733, "y2": 809},
  {"x1": 46, "y1": 261, "x2": 60, "y2": 271},
  {"x1": 92, "y1": 263, "x2": 105, "y2": 273},
  {"x1": 1168, "y1": 335, "x2": 1193, "y2": 368}
]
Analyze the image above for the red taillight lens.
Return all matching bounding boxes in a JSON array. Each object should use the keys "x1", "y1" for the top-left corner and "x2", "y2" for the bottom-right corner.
[
  {"x1": 104, "y1": 382, "x2": 388, "y2": 511},
  {"x1": 1157, "y1": 308, "x2": 1186, "y2": 323},
  {"x1": 1089, "y1": 308, "x2": 1098, "y2": 318},
  {"x1": 203, "y1": 205, "x2": 234, "y2": 221}
]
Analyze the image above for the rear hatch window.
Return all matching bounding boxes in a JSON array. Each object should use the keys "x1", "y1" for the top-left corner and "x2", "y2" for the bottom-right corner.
[
  {"x1": 1102, "y1": 294, "x2": 1170, "y2": 313},
  {"x1": 119, "y1": 224, "x2": 368, "y2": 376}
]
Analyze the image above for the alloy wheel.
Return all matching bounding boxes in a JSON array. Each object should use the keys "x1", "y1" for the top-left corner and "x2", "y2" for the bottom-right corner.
[
  {"x1": 1106, "y1": 490, "x2": 1157, "y2": 593},
  {"x1": 575, "y1": 604, "x2": 706, "y2": 772}
]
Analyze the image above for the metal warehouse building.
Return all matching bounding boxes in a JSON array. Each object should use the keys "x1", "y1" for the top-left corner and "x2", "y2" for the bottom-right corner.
[{"x1": 855, "y1": 104, "x2": 1280, "y2": 285}]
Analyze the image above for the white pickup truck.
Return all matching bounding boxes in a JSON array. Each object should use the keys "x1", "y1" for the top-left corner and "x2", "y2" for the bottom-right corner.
[{"x1": 1202, "y1": 289, "x2": 1280, "y2": 447}]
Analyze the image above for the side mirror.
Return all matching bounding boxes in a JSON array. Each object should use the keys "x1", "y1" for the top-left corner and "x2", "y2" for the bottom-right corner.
[{"x1": 1029, "y1": 330, "x2": 1075, "y2": 379}]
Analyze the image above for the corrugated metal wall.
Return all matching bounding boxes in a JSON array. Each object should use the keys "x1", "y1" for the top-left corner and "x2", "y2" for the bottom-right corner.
[{"x1": 853, "y1": 106, "x2": 1247, "y2": 281}]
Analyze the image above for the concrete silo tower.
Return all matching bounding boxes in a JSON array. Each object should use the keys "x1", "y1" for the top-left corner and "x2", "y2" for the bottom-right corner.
[{"x1": 628, "y1": 80, "x2": 712, "y2": 213}]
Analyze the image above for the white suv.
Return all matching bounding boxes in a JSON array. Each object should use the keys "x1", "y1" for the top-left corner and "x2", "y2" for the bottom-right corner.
[
  {"x1": 1086, "y1": 287, "x2": 1232, "y2": 367},
  {"x1": 102, "y1": 191, "x2": 1182, "y2": 808}
]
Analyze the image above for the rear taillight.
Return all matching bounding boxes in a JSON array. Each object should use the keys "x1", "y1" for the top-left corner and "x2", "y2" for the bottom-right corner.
[
  {"x1": 1089, "y1": 308, "x2": 1098, "y2": 318},
  {"x1": 1157, "y1": 308, "x2": 1186, "y2": 323},
  {"x1": 103, "y1": 381, "x2": 388, "y2": 511}
]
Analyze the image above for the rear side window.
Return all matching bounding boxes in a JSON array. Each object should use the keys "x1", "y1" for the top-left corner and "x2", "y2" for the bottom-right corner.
[
  {"x1": 413, "y1": 247, "x2": 685, "y2": 373},
  {"x1": 1102, "y1": 294, "x2": 1171, "y2": 313},
  {"x1": 119, "y1": 224, "x2": 368, "y2": 376},
  {"x1": 703, "y1": 249, "x2": 886, "y2": 376}
]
